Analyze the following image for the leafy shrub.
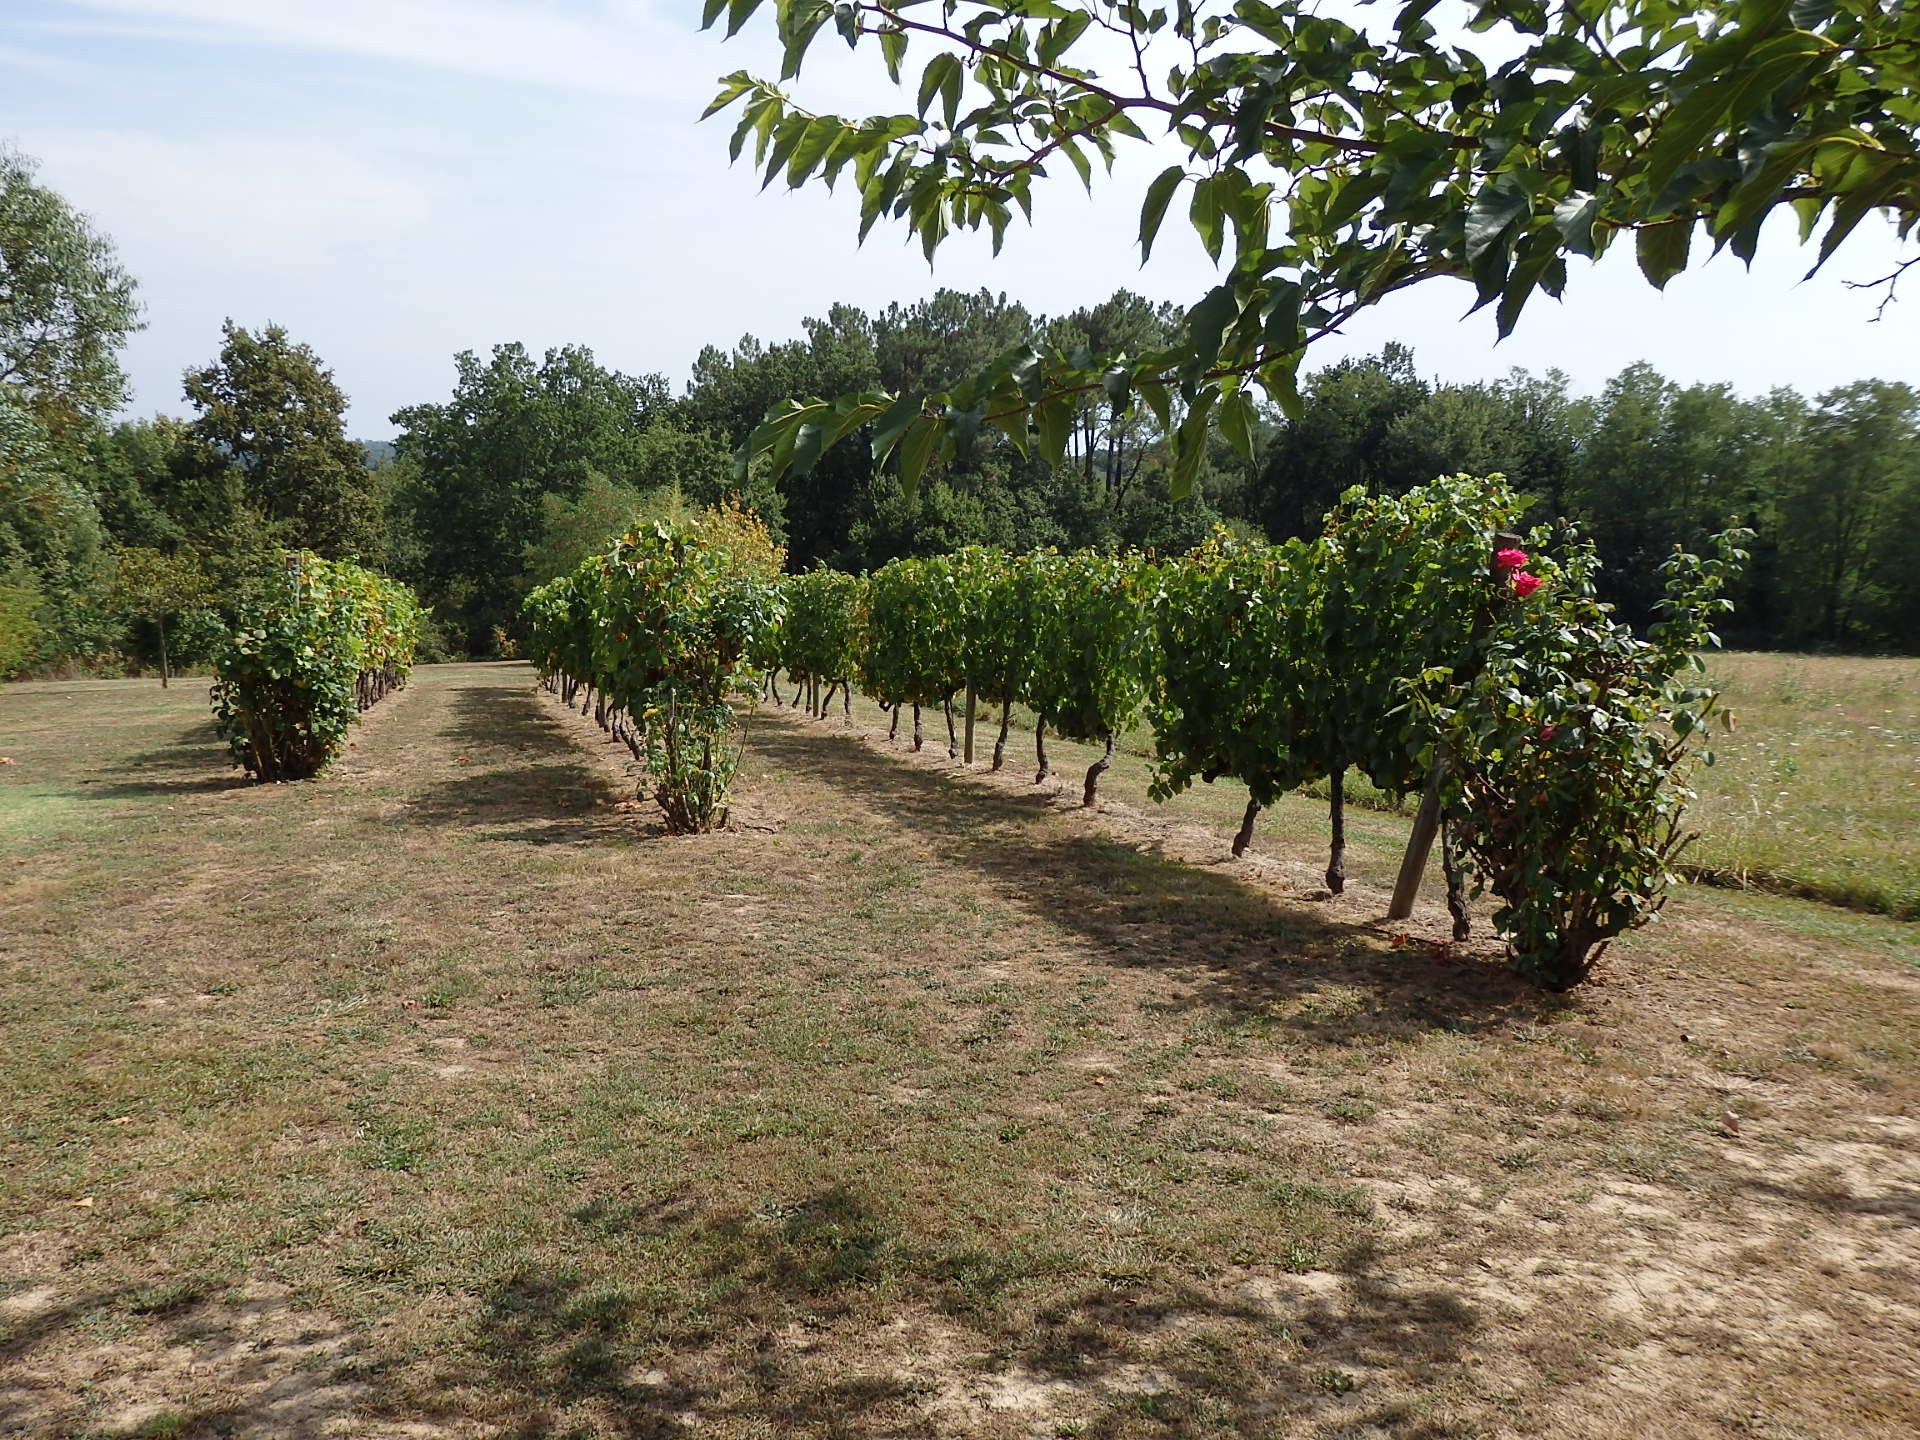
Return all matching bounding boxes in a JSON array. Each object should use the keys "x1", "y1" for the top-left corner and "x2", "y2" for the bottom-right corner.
[
  {"x1": 856, "y1": 555, "x2": 968, "y2": 749},
  {"x1": 781, "y1": 566, "x2": 865, "y2": 703},
  {"x1": 1418, "y1": 526, "x2": 1750, "y2": 988},
  {"x1": 209, "y1": 553, "x2": 422, "y2": 781},
  {"x1": 526, "y1": 505, "x2": 784, "y2": 833},
  {"x1": 1148, "y1": 530, "x2": 1328, "y2": 844},
  {"x1": 953, "y1": 547, "x2": 1044, "y2": 769}
]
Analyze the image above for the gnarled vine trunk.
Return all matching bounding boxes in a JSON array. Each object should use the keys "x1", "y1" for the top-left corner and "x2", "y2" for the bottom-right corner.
[
  {"x1": 1326, "y1": 767, "x2": 1347, "y2": 894},
  {"x1": 1441, "y1": 818, "x2": 1471, "y2": 941},
  {"x1": 1034, "y1": 719, "x2": 1049, "y2": 783},
  {"x1": 1233, "y1": 796, "x2": 1262, "y2": 858},
  {"x1": 1083, "y1": 733, "x2": 1114, "y2": 808},
  {"x1": 992, "y1": 705, "x2": 1010, "y2": 771}
]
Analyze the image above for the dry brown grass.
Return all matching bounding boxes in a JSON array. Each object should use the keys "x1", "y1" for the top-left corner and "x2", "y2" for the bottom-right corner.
[{"x1": 1, "y1": 664, "x2": 1915, "y2": 1439}]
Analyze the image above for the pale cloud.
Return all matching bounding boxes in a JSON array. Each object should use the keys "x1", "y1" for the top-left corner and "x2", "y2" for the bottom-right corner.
[
  {"x1": 42, "y1": 0, "x2": 715, "y2": 103},
  {"x1": 29, "y1": 128, "x2": 435, "y2": 270}
]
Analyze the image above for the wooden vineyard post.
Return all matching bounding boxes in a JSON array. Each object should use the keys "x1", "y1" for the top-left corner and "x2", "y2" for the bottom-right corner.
[
  {"x1": 1388, "y1": 769, "x2": 1445, "y2": 921},
  {"x1": 963, "y1": 686, "x2": 977, "y2": 765},
  {"x1": 1386, "y1": 531, "x2": 1521, "y2": 924}
]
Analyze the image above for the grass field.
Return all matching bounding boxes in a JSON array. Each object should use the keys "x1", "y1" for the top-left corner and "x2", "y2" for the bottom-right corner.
[
  {"x1": 1685, "y1": 652, "x2": 1920, "y2": 918},
  {"x1": 2, "y1": 663, "x2": 1917, "y2": 1439}
]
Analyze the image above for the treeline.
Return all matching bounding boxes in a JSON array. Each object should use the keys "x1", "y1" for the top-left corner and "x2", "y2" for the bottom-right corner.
[
  {"x1": 387, "y1": 294, "x2": 1920, "y2": 655},
  {"x1": 2, "y1": 142, "x2": 400, "y2": 677},
  {"x1": 5, "y1": 133, "x2": 1916, "y2": 676}
]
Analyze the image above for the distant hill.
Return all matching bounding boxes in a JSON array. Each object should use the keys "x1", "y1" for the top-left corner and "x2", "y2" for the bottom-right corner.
[{"x1": 360, "y1": 439, "x2": 396, "y2": 467}]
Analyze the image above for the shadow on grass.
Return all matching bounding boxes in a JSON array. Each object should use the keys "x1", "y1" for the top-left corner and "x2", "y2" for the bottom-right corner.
[
  {"x1": 415, "y1": 1182, "x2": 1484, "y2": 1439},
  {"x1": 0, "y1": 1281, "x2": 375, "y2": 1440},
  {"x1": 748, "y1": 718, "x2": 1555, "y2": 1037},
  {"x1": 1741, "y1": 1175, "x2": 1920, "y2": 1222},
  {"x1": 68, "y1": 719, "x2": 248, "y2": 801},
  {"x1": 399, "y1": 681, "x2": 654, "y2": 844}
]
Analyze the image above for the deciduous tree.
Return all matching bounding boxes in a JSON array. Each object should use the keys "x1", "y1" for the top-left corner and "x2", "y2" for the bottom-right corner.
[
  {"x1": 712, "y1": 0, "x2": 1920, "y2": 491},
  {"x1": 183, "y1": 321, "x2": 378, "y2": 559}
]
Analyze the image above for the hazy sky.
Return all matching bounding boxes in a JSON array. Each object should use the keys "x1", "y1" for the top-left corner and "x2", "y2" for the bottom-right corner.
[{"x1": 5, "y1": 0, "x2": 1916, "y2": 438}]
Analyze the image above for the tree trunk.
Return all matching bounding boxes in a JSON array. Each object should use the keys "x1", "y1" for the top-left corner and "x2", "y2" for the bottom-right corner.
[
  {"x1": 842, "y1": 683, "x2": 851, "y2": 720},
  {"x1": 992, "y1": 707, "x2": 1011, "y2": 771},
  {"x1": 158, "y1": 614, "x2": 170, "y2": 688},
  {"x1": 888, "y1": 704, "x2": 899, "y2": 741},
  {"x1": 943, "y1": 695, "x2": 957, "y2": 758},
  {"x1": 1083, "y1": 733, "x2": 1114, "y2": 808},
  {"x1": 1326, "y1": 767, "x2": 1347, "y2": 894},
  {"x1": 1232, "y1": 796, "x2": 1261, "y2": 858},
  {"x1": 1034, "y1": 719, "x2": 1050, "y2": 783},
  {"x1": 912, "y1": 704, "x2": 923, "y2": 751},
  {"x1": 1441, "y1": 818, "x2": 1471, "y2": 941}
]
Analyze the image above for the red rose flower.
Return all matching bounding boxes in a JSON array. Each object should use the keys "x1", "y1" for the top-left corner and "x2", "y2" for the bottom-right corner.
[
  {"x1": 1539, "y1": 724, "x2": 1557, "y2": 743},
  {"x1": 1494, "y1": 547, "x2": 1529, "y2": 572},
  {"x1": 1510, "y1": 570, "x2": 1542, "y2": 598}
]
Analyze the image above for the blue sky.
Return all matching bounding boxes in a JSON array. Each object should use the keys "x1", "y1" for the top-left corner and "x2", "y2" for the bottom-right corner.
[{"x1": 4, "y1": 0, "x2": 1916, "y2": 437}]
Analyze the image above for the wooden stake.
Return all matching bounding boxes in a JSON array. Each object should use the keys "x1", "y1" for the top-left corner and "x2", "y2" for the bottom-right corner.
[
  {"x1": 1389, "y1": 767, "x2": 1445, "y2": 922},
  {"x1": 1388, "y1": 531, "x2": 1523, "y2": 922}
]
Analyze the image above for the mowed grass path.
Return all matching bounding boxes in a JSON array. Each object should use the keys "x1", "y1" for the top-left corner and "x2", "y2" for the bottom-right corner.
[{"x1": 1, "y1": 664, "x2": 1917, "y2": 1440}]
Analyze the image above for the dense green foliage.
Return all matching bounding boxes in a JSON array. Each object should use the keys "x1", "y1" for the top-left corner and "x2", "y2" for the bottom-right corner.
[
  {"x1": 1, "y1": 386, "x2": 116, "y2": 673},
  {"x1": 3, "y1": 133, "x2": 1913, "y2": 688},
  {"x1": 1148, "y1": 531, "x2": 1329, "y2": 813},
  {"x1": 1024, "y1": 551, "x2": 1157, "y2": 802},
  {"x1": 952, "y1": 545, "x2": 1044, "y2": 768},
  {"x1": 391, "y1": 344, "x2": 686, "y2": 652},
  {"x1": 524, "y1": 505, "x2": 785, "y2": 832},
  {"x1": 0, "y1": 145, "x2": 140, "y2": 439},
  {"x1": 450, "y1": 303, "x2": 1915, "y2": 656},
  {"x1": 748, "y1": 474, "x2": 1743, "y2": 984},
  {"x1": 777, "y1": 566, "x2": 865, "y2": 710},
  {"x1": 209, "y1": 554, "x2": 422, "y2": 782},
  {"x1": 714, "y1": 0, "x2": 1920, "y2": 502},
  {"x1": 855, "y1": 554, "x2": 969, "y2": 742},
  {"x1": 183, "y1": 321, "x2": 381, "y2": 560},
  {"x1": 1419, "y1": 527, "x2": 1751, "y2": 988}
]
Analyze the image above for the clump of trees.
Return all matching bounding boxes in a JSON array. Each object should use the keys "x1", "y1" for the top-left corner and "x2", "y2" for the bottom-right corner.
[
  {"x1": 1, "y1": 143, "x2": 428, "y2": 679},
  {"x1": 7, "y1": 0, "x2": 1919, "y2": 687}
]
